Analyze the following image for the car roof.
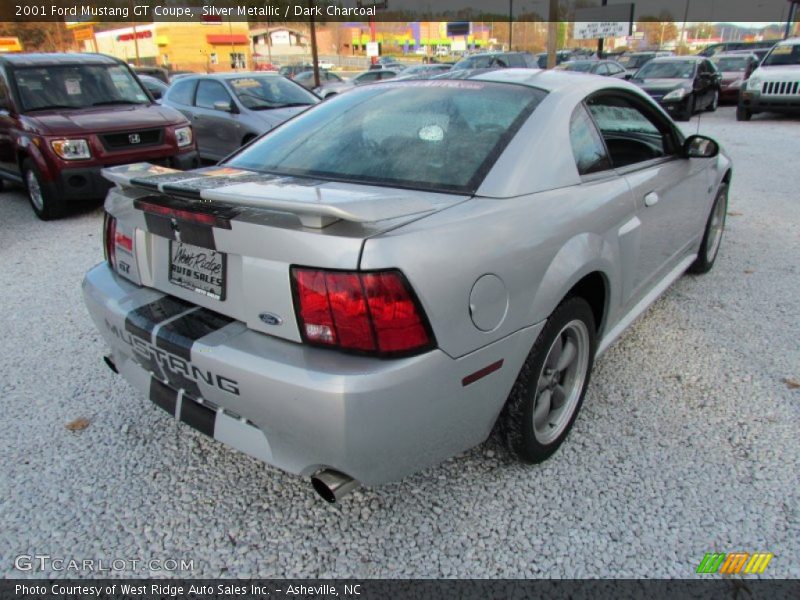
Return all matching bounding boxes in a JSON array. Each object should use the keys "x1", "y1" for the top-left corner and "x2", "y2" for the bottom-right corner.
[
  {"x1": 651, "y1": 56, "x2": 704, "y2": 62},
  {"x1": 0, "y1": 53, "x2": 122, "y2": 67},
  {"x1": 461, "y1": 67, "x2": 647, "y2": 96},
  {"x1": 183, "y1": 71, "x2": 281, "y2": 81}
]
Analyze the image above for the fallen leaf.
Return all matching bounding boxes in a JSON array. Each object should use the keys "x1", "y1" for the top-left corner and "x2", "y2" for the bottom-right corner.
[
  {"x1": 784, "y1": 378, "x2": 800, "y2": 390},
  {"x1": 743, "y1": 269, "x2": 755, "y2": 274},
  {"x1": 65, "y1": 417, "x2": 91, "y2": 431},
  {"x1": 727, "y1": 211, "x2": 743, "y2": 216}
]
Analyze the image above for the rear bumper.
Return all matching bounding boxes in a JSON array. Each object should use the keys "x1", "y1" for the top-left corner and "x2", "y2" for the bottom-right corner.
[
  {"x1": 50, "y1": 150, "x2": 200, "y2": 202},
  {"x1": 739, "y1": 92, "x2": 800, "y2": 114},
  {"x1": 82, "y1": 263, "x2": 541, "y2": 485}
]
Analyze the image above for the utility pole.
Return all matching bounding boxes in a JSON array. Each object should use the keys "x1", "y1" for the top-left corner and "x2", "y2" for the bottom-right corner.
[
  {"x1": 597, "y1": 0, "x2": 607, "y2": 58},
  {"x1": 129, "y1": 0, "x2": 140, "y2": 66},
  {"x1": 309, "y1": 0, "x2": 320, "y2": 87},
  {"x1": 508, "y1": 0, "x2": 513, "y2": 50},
  {"x1": 680, "y1": 0, "x2": 690, "y2": 51},
  {"x1": 786, "y1": 0, "x2": 799, "y2": 39},
  {"x1": 547, "y1": 0, "x2": 558, "y2": 68}
]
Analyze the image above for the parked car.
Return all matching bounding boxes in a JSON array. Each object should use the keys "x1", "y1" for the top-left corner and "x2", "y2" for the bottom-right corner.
[
  {"x1": 0, "y1": 53, "x2": 198, "y2": 219},
  {"x1": 313, "y1": 69, "x2": 401, "y2": 99},
  {"x1": 697, "y1": 40, "x2": 777, "y2": 57},
  {"x1": 137, "y1": 74, "x2": 169, "y2": 101},
  {"x1": 84, "y1": 70, "x2": 730, "y2": 502},
  {"x1": 162, "y1": 72, "x2": 318, "y2": 162},
  {"x1": 737, "y1": 37, "x2": 800, "y2": 121},
  {"x1": 293, "y1": 69, "x2": 344, "y2": 90},
  {"x1": 711, "y1": 52, "x2": 759, "y2": 103},
  {"x1": 556, "y1": 60, "x2": 627, "y2": 78},
  {"x1": 536, "y1": 50, "x2": 575, "y2": 69},
  {"x1": 617, "y1": 51, "x2": 672, "y2": 76},
  {"x1": 629, "y1": 56, "x2": 721, "y2": 120},
  {"x1": 278, "y1": 64, "x2": 314, "y2": 80},
  {"x1": 454, "y1": 52, "x2": 537, "y2": 69},
  {"x1": 132, "y1": 65, "x2": 170, "y2": 84}
]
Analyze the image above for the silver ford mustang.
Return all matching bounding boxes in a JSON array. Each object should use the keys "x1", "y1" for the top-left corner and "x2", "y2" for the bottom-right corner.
[{"x1": 82, "y1": 70, "x2": 731, "y2": 502}]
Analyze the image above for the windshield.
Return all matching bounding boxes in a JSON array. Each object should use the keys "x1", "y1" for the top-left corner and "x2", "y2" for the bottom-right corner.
[
  {"x1": 227, "y1": 81, "x2": 545, "y2": 194},
  {"x1": 13, "y1": 64, "x2": 149, "y2": 112},
  {"x1": 713, "y1": 57, "x2": 750, "y2": 72},
  {"x1": 635, "y1": 61, "x2": 695, "y2": 79},
  {"x1": 618, "y1": 55, "x2": 651, "y2": 69},
  {"x1": 762, "y1": 44, "x2": 800, "y2": 67},
  {"x1": 563, "y1": 62, "x2": 593, "y2": 72},
  {"x1": 227, "y1": 76, "x2": 318, "y2": 110}
]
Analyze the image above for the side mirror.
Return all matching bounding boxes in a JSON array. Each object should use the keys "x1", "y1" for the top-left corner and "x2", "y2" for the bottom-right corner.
[
  {"x1": 624, "y1": 73, "x2": 633, "y2": 80},
  {"x1": 683, "y1": 134, "x2": 719, "y2": 159},
  {"x1": 213, "y1": 100, "x2": 235, "y2": 113}
]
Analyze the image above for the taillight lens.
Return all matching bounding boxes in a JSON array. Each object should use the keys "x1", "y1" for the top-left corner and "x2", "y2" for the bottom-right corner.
[
  {"x1": 104, "y1": 212, "x2": 117, "y2": 270},
  {"x1": 291, "y1": 267, "x2": 434, "y2": 357}
]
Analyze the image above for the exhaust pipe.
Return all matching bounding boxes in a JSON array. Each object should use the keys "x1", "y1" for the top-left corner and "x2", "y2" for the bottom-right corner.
[
  {"x1": 311, "y1": 469, "x2": 360, "y2": 503},
  {"x1": 103, "y1": 355, "x2": 118, "y2": 374}
]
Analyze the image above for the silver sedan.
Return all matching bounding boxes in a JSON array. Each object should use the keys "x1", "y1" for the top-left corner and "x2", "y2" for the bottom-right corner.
[
  {"x1": 84, "y1": 70, "x2": 731, "y2": 501},
  {"x1": 162, "y1": 72, "x2": 318, "y2": 162}
]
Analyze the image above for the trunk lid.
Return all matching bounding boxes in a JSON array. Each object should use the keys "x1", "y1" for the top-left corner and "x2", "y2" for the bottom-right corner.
[{"x1": 103, "y1": 163, "x2": 467, "y2": 343}]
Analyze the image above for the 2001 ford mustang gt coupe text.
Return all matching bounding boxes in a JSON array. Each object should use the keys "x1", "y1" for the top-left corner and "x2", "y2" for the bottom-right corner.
[{"x1": 83, "y1": 70, "x2": 731, "y2": 502}]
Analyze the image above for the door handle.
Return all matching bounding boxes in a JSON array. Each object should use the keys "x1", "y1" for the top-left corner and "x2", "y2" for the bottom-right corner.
[{"x1": 644, "y1": 192, "x2": 659, "y2": 207}]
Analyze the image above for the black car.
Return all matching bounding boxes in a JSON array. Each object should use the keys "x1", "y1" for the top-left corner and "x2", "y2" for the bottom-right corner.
[
  {"x1": 630, "y1": 56, "x2": 722, "y2": 121},
  {"x1": 536, "y1": 51, "x2": 575, "y2": 69},
  {"x1": 453, "y1": 52, "x2": 537, "y2": 70},
  {"x1": 556, "y1": 60, "x2": 627, "y2": 78}
]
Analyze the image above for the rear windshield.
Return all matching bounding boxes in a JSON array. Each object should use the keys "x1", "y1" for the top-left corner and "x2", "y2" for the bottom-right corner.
[
  {"x1": 762, "y1": 44, "x2": 800, "y2": 67},
  {"x1": 713, "y1": 57, "x2": 751, "y2": 71},
  {"x1": 618, "y1": 55, "x2": 652, "y2": 69},
  {"x1": 227, "y1": 81, "x2": 545, "y2": 194},
  {"x1": 563, "y1": 62, "x2": 593, "y2": 72},
  {"x1": 454, "y1": 55, "x2": 510, "y2": 69},
  {"x1": 12, "y1": 64, "x2": 149, "y2": 112}
]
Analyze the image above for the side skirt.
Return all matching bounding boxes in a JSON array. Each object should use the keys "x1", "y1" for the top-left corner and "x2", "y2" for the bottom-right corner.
[{"x1": 595, "y1": 253, "x2": 697, "y2": 358}]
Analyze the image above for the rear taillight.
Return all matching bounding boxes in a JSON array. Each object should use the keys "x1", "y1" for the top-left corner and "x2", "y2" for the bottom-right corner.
[
  {"x1": 103, "y1": 212, "x2": 117, "y2": 269},
  {"x1": 291, "y1": 267, "x2": 435, "y2": 357}
]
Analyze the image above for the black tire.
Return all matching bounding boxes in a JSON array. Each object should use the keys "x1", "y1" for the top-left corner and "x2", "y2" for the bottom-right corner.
[
  {"x1": 736, "y1": 105, "x2": 752, "y2": 121},
  {"x1": 502, "y1": 296, "x2": 597, "y2": 463},
  {"x1": 22, "y1": 159, "x2": 65, "y2": 220},
  {"x1": 688, "y1": 182, "x2": 728, "y2": 275},
  {"x1": 706, "y1": 89, "x2": 719, "y2": 112}
]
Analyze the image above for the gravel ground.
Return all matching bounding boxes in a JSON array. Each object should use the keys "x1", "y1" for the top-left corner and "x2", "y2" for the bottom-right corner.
[{"x1": 0, "y1": 106, "x2": 798, "y2": 579}]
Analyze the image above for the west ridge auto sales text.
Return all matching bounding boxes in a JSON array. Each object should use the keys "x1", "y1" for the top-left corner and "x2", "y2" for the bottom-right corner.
[{"x1": 16, "y1": 584, "x2": 362, "y2": 596}]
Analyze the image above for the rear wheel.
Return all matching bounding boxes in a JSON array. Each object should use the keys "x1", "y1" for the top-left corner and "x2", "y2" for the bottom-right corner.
[
  {"x1": 736, "y1": 105, "x2": 752, "y2": 121},
  {"x1": 23, "y1": 159, "x2": 65, "y2": 220},
  {"x1": 689, "y1": 182, "x2": 728, "y2": 274},
  {"x1": 502, "y1": 297, "x2": 597, "y2": 463}
]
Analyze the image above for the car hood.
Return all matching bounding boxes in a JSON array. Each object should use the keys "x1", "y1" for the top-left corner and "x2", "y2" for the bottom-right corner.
[
  {"x1": 751, "y1": 65, "x2": 800, "y2": 81},
  {"x1": 23, "y1": 104, "x2": 187, "y2": 136},
  {"x1": 249, "y1": 105, "x2": 312, "y2": 128},
  {"x1": 634, "y1": 78, "x2": 691, "y2": 92}
]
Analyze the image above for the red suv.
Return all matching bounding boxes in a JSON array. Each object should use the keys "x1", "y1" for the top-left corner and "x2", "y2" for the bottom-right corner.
[{"x1": 0, "y1": 53, "x2": 199, "y2": 219}]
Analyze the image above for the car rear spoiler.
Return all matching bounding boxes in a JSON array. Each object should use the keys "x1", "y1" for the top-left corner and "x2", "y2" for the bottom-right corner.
[{"x1": 102, "y1": 163, "x2": 434, "y2": 228}]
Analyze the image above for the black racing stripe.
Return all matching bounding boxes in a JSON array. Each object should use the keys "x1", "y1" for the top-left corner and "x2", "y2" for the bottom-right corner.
[
  {"x1": 125, "y1": 296, "x2": 194, "y2": 341},
  {"x1": 179, "y1": 396, "x2": 216, "y2": 437},
  {"x1": 150, "y1": 378, "x2": 178, "y2": 416},
  {"x1": 144, "y1": 213, "x2": 176, "y2": 241},
  {"x1": 155, "y1": 308, "x2": 234, "y2": 361}
]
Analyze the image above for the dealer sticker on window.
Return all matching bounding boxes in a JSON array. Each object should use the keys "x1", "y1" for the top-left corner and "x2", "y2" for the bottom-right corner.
[{"x1": 169, "y1": 241, "x2": 226, "y2": 301}]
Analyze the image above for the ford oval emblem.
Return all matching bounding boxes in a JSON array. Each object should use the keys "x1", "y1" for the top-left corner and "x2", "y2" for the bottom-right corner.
[{"x1": 259, "y1": 312, "x2": 282, "y2": 326}]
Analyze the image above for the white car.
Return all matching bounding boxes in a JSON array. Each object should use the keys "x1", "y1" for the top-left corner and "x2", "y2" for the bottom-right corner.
[{"x1": 738, "y1": 37, "x2": 800, "y2": 121}]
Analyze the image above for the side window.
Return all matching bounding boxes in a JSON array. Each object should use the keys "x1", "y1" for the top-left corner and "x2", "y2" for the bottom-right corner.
[
  {"x1": 0, "y1": 74, "x2": 9, "y2": 108},
  {"x1": 195, "y1": 80, "x2": 231, "y2": 109},
  {"x1": 596, "y1": 63, "x2": 610, "y2": 75},
  {"x1": 356, "y1": 72, "x2": 379, "y2": 84},
  {"x1": 608, "y1": 63, "x2": 624, "y2": 75},
  {"x1": 167, "y1": 79, "x2": 195, "y2": 106},
  {"x1": 569, "y1": 104, "x2": 611, "y2": 175},
  {"x1": 586, "y1": 93, "x2": 676, "y2": 168},
  {"x1": 508, "y1": 54, "x2": 525, "y2": 67}
]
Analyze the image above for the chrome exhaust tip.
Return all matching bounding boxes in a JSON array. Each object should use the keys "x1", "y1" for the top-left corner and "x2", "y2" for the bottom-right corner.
[
  {"x1": 103, "y1": 355, "x2": 118, "y2": 374},
  {"x1": 311, "y1": 469, "x2": 360, "y2": 503}
]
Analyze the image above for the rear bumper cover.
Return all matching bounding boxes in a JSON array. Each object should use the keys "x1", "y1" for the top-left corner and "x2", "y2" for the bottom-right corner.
[{"x1": 82, "y1": 263, "x2": 541, "y2": 485}]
